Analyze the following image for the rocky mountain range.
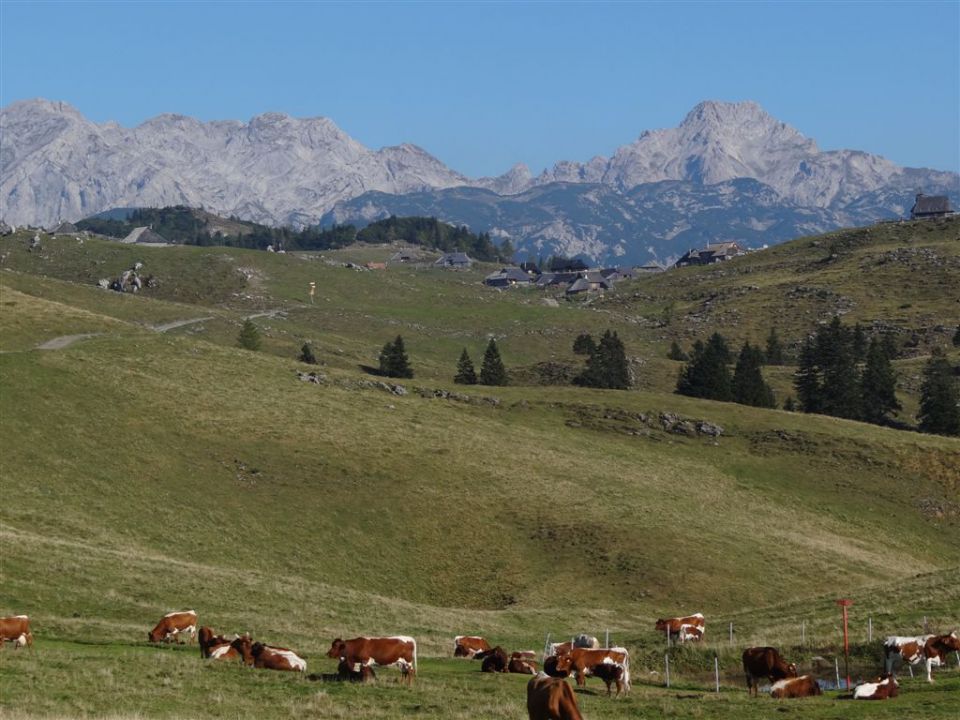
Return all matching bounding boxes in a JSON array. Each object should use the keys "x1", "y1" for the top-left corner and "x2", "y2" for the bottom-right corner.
[{"x1": 2, "y1": 98, "x2": 956, "y2": 263}]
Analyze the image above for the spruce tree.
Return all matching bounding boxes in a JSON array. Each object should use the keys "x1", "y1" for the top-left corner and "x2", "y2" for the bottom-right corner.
[
  {"x1": 794, "y1": 337, "x2": 822, "y2": 413},
  {"x1": 852, "y1": 323, "x2": 868, "y2": 363},
  {"x1": 598, "y1": 330, "x2": 631, "y2": 389},
  {"x1": 764, "y1": 328, "x2": 785, "y2": 366},
  {"x1": 479, "y1": 338, "x2": 508, "y2": 386},
  {"x1": 732, "y1": 341, "x2": 776, "y2": 408},
  {"x1": 454, "y1": 348, "x2": 477, "y2": 385},
  {"x1": 237, "y1": 319, "x2": 261, "y2": 351},
  {"x1": 783, "y1": 396, "x2": 797, "y2": 412},
  {"x1": 573, "y1": 333, "x2": 596, "y2": 356},
  {"x1": 918, "y1": 348, "x2": 960, "y2": 436},
  {"x1": 379, "y1": 335, "x2": 413, "y2": 378},
  {"x1": 860, "y1": 336, "x2": 900, "y2": 424},
  {"x1": 675, "y1": 333, "x2": 733, "y2": 401},
  {"x1": 817, "y1": 317, "x2": 862, "y2": 420},
  {"x1": 667, "y1": 340, "x2": 688, "y2": 361}
]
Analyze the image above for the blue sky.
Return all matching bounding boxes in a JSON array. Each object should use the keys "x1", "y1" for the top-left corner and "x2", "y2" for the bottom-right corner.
[{"x1": 2, "y1": 1, "x2": 958, "y2": 176}]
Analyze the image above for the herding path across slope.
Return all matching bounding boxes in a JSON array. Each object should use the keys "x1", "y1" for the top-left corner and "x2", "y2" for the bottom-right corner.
[{"x1": 35, "y1": 333, "x2": 102, "y2": 350}]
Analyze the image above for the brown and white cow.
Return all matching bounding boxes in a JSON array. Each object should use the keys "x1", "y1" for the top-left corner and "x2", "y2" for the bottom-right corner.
[
  {"x1": 454, "y1": 635, "x2": 491, "y2": 658},
  {"x1": 853, "y1": 673, "x2": 899, "y2": 699},
  {"x1": 0, "y1": 616, "x2": 33, "y2": 649},
  {"x1": 742, "y1": 646, "x2": 798, "y2": 698},
  {"x1": 590, "y1": 662, "x2": 625, "y2": 697},
  {"x1": 327, "y1": 636, "x2": 417, "y2": 684},
  {"x1": 678, "y1": 624, "x2": 704, "y2": 643},
  {"x1": 923, "y1": 632, "x2": 960, "y2": 683},
  {"x1": 233, "y1": 635, "x2": 306, "y2": 672},
  {"x1": 655, "y1": 612, "x2": 705, "y2": 642},
  {"x1": 509, "y1": 654, "x2": 539, "y2": 675},
  {"x1": 148, "y1": 610, "x2": 197, "y2": 644},
  {"x1": 527, "y1": 673, "x2": 584, "y2": 720},
  {"x1": 543, "y1": 655, "x2": 569, "y2": 678},
  {"x1": 199, "y1": 627, "x2": 240, "y2": 661},
  {"x1": 770, "y1": 675, "x2": 822, "y2": 699},
  {"x1": 337, "y1": 658, "x2": 376, "y2": 682},
  {"x1": 883, "y1": 634, "x2": 933, "y2": 674},
  {"x1": 552, "y1": 646, "x2": 631, "y2": 691}
]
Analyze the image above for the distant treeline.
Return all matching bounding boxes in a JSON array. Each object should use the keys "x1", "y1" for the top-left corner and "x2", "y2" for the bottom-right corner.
[{"x1": 76, "y1": 207, "x2": 513, "y2": 262}]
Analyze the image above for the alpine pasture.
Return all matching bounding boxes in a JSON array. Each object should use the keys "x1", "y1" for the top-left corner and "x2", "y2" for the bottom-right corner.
[{"x1": 1, "y1": 219, "x2": 958, "y2": 718}]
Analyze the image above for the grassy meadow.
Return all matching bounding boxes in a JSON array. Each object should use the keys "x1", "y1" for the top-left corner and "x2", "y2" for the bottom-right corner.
[{"x1": 0, "y1": 220, "x2": 958, "y2": 717}]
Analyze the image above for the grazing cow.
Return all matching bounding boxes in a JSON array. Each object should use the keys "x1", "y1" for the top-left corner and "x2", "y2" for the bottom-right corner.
[
  {"x1": 853, "y1": 673, "x2": 899, "y2": 699},
  {"x1": 883, "y1": 634, "x2": 933, "y2": 673},
  {"x1": 553, "y1": 647, "x2": 631, "y2": 690},
  {"x1": 0, "y1": 616, "x2": 32, "y2": 648},
  {"x1": 923, "y1": 632, "x2": 960, "y2": 683},
  {"x1": 655, "y1": 612, "x2": 705, "y2": 641},
  {"x1": 233, "y1": 635, "x2": 306, "y2": 672},
  {"x1": 590, "y1": 662, "x2": 625, "y2": 697},
  {"x1": 148, "y1": 610, "x2": 197, "y2": 644},
  {"x1": 742, "y1": 647, "x2": 798, "y2": 698},
  {"x1": 527, "y1": 673, "x2": 584, "y2": 720},
  {"x1": 509, "y1": 655, "x2": 539, "y2": 675},
  {"x1": 327, "y1": 636, "x2": 417, "y2": 684},
  {"x1": 337, "y1": 659, "x2": 376, "y2": 682},
  {"x1": 543, "y1": 656, "x2": 569, "y2": 678},
  {"x1": 678, "y1": 624, "x2": 704, "y2": 643},
  {"x1": 481, "y1": 646, "x2": 509, "y2": 673},
  {"x1": 454, "y1": 635, "x2": 491, "y2": 658},
  {"x1": 770, "y1": 675, "x2": 822, "y2": 699}
]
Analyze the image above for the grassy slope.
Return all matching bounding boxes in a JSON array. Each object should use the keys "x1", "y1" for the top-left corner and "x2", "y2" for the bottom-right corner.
[{"x1": 1, "y1": 224, "x2": 958, "y2": 718}]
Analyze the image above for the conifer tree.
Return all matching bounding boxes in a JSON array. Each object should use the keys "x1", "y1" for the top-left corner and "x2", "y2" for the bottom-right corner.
[
  {"x1": 675, "y1": 333, "x2": 733, "y2": 401},
  {"x1": 454, "y1": 348, "x2": 478, "y2": 385},
  {"x1": 576, "y1": 330, "x2": 630, "y2": 389},
  {"x1": 237, "y1": 319, "x2": 261, "y2": 351},
  {"x1": 299, "y1": 342, "x2": 317, "y2": 364},
  {"x1": 379, "y1": 335, "x2": 413, "y2": 378},
  {"x1": 479, "y1": 338, "x2": 508, "y2": 386},
  {"x1": 953, "y1": 325, "x2": 960, "y2": 347},
  {"x1": 573, "y1": 333, "x2": 596, "y2": 356},
  {"x1": 860, "y1": 336, "x2": 900, "y2": 424},
  {"x1": 667, "y1": 340, "x2": 688, "y2": 361},
  {"x1": 852, "y1": 323, "x2": 868, "y2": 363},
  {"x1": 783, "y1": 396, "x2": 797, "y2": 412},
  {"x1": 918, "y1": 348, "x2": 960, "y2": 436},
  {"x1": 794, "y1": 337, "x2": 822, "y2": 413},
  {"x1": 817, "y1": 317, "x2": 862, "y2": 419},
  {"x1": 764, "y1": 328, "x2": 785, "y2": 366},
  {"x1": 732, "y1": 341, "x2": 776, "y2": 408}
]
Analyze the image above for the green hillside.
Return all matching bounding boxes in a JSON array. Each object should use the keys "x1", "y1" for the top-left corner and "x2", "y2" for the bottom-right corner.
[{"x1": 0, "y1": 220, "x2": 958, "y2": 718}]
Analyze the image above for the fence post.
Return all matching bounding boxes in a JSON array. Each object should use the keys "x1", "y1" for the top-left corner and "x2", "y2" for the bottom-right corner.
[
  {"x1": 835, "y1": 658, "x2": 841, "y2": 690},
  {"x1": 868, "y1": 617, "x2": 872, "y2": 642},
  {"x1": 605, "y1": 629, "x2": 609, "y2": 648},
  {"x1": 714, "y1": 655, "x2": 720, "y2": 693},
  {"x1": 923, "y1": 616, "x2": 928, "y2": 633},
  {"x1": 908, "y1": 663, "x2": 914, "y2": 678},
  {"x1": 667, "y1": 629, "x2": 671, "y2": 648},
  {"x1": 801, "y1": 620, "x2": 805, "y2": 646},
  {"x1": 543, "y1": 633, "x2": 551, "y2": 659},
  {"x1": 955, "y1": 650, "x2": 959, "y2": 668},
  {"x1": 665, "y1": 654, "x2": 671, "y2": 688},
  {"x1": 729, "y1": 622, "x2": 733, "y2": 644}
]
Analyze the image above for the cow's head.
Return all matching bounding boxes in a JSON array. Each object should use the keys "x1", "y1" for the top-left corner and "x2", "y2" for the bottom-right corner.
[
  {"x1": 943, "y1": 633, "x2": 960, "y2": 651},
  {"x1": 147, "y1": 628, "x2": 163, "y2": 643},
  {"x1": 786, "y1": 662, "x2": 798, "y2": 678},
  {"x1": 230, "y1": 635, "x2": 254, "y2": 666},
  {"x1": 327, "y1": 638, "x2": 346, "y2": 659},
  {"x1": 553, "y1": 654, "x2": 574, "y2": 674}
]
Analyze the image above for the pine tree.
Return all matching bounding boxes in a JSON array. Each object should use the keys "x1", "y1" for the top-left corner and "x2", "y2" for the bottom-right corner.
[
  {"x1": 732, "y1": 341, "x2": 776, "y2": 408},
  {"x1": 454, "y1": 348, "x2": 477, "y2": 384},
  {"x1": 667, "y1": 340, "x2": 688, "y2": 361},
  {"x1": 299, "y1": 342, "x2": 317, "y2": 364},
  {"x1": 237, "y1": 319, "x2": 261, "y2": 351},
  {"x1": 379, "y1": 335, "x2": 413, "y2": 378},
  {"x1": 573, "y1": 333, "x2": 596, "y2": 355},
  {"x1": 794, "y1": 337, "x2": 822, "y2": 413},
  {"x1": 817, "y1": 317, "x2": 862, "y2": 420},
  {"x1": 764, "y1": 328, "x2": 785, "y2": 366},
  {"x1": 675, "y1": 333, "x2": 733, "y2": 401},
  {"x1": 599, "y1": 330, "x2": 631, "y2": 389},
  {"x1": 918, "y1": 348, "x2": 960, "y2": 436},
  {"x1": 860, "y1": 336, "x2": 900, "y2": 424},
  {"x1": 852, "y1": 323, "x2": 868, "y2": 363},
  {"x1": 479, "y1": 338, "x2": 508, "y2": 386}
]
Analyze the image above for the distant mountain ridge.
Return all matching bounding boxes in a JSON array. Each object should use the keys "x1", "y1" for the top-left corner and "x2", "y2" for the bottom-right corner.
[{"x1": 2, "y1": 98, "x2": 957, "y2": 262}]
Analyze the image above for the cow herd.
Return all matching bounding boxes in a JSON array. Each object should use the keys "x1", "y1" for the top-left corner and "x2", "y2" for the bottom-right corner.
[{"x1": 2, "y1": 608, "x2": 958, "y2": 718}]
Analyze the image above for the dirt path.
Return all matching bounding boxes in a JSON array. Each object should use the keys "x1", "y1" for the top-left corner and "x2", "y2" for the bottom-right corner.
[
  {"x1": 35, "y1": 333, "x2": 101, "y2": 350},
  {"x1": 150, "y1": 316, "x2": 214, "y2": 333},
  {"x1": 244, "y1": 308, "x2": 284, "y2": 320}
]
